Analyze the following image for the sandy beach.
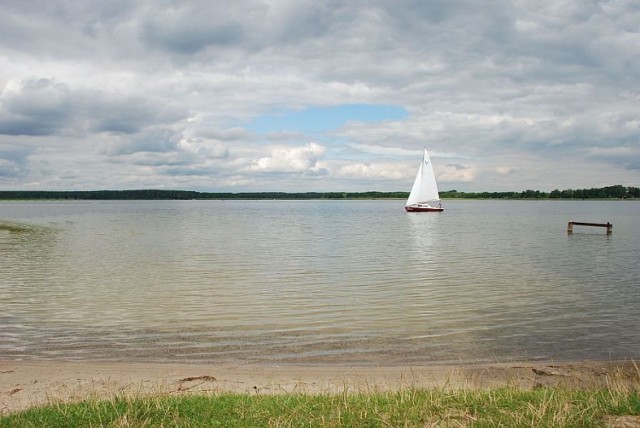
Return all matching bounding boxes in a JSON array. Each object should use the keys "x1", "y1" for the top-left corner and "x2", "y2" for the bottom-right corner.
[{"x1": 2, "y1": 359, "x2": 638, "y2": 415}]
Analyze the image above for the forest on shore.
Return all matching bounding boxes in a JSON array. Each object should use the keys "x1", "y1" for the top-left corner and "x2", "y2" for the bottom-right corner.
[{"x1": 0, "y1": 185, "x2": 638, "y2": 200}]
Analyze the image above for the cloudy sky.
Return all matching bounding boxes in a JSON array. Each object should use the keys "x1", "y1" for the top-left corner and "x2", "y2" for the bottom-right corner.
[{"x1": 1, "y1": 0, "x2": 638, "y2": 192}]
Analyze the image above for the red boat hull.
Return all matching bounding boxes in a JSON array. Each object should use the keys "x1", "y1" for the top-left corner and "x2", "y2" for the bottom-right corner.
[{"x1": 405, "y1": 206, "x2": 444, "y2": 212}]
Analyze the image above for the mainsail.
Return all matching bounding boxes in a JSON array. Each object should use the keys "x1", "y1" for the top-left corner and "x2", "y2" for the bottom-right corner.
[{"x1": 405, "y1": 148, "x2": 440, "y2": 207}]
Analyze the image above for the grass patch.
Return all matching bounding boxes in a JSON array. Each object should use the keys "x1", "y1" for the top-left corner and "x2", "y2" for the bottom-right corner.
[
  {"x1": 1, "y1": 387, "x2": 639, "y2": 427},
  {"x1": 0, "y1": 220, "x2": 56, "y2": 236},
  {"x1": 0, "y1": 221, "x2": 35, "y2": 233}
]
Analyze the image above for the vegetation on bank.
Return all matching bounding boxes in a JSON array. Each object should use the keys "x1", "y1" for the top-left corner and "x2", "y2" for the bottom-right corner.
[
  {"x1": 1, "y1": 387, "x2": 639, "y2": 427},
  {"x1": 443, "y1": 184, "x2": 640, "y2": 200},
  {"x1": 0, "y1": 189, "x2": 407, "y2": 200},
  {"x1": 0, "y1": 185, "x2": 638, "y2": 200}
]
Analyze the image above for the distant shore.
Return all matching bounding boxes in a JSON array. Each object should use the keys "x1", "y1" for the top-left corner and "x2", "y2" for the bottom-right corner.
[
  {"x1": 0, "y1": 184, "x2": 638, "y2": 201},
  {"x1": 2, "y1": 359, "x2": 638, "y2": 414}
]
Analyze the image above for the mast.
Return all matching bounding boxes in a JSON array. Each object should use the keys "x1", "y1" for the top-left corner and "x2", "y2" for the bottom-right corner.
[{"x1": 405, "y1": 147, "x2": 440, "y2": 206}]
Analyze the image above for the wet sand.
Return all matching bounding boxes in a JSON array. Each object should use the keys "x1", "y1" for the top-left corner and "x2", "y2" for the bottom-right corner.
[{"x1": 2, "y1": 359, "x2": 638, "y2": 414}]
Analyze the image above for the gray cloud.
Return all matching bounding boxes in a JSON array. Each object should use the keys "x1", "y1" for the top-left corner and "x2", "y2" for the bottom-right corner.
[
  {"x1": 0, "y1": 142, "x2": 32, "y2": 178},
  {"x1": 1, "y1": 78, "x2": 188, "y2": 137},
  {"x1": 140, "y1": 12, "x2": 246, "y2": 54},
  {"x1": 0, "y1": 78, "x2": 72, "y2": 136},
  {"x1": 84, "y1": 94, "x2": 187, "y2": 135},
  {"x1": 106, "y1": 128, "x2": 181, "y2": 156},
  {"x1": 0, "y1": 0, "x2": 638, "y2": 192}
]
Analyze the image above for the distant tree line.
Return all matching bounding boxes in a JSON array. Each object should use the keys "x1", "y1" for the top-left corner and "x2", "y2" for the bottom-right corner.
[
  {"x1": 440, "y1": 185, "x2": 639, "y2": 199},
  {"x1": 0, "y1": 190, "x2": 408, "y2": 200},
  {"x1": 0, "y1": 185, "x2": 637, "y2": 200},
  {"x1": 0, "y1": 189, "x2": 202, "y2": 200}
]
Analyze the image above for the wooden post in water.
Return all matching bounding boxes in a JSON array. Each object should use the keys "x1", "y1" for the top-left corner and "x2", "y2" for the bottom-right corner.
[{"x1": 567, "y1": 221, "x2": 612, "y2": 235}]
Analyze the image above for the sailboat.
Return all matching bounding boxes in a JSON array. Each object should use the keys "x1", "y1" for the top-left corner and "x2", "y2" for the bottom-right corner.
[{"x1": 404, "y1": 147, "x2": 444, "y2": 212}]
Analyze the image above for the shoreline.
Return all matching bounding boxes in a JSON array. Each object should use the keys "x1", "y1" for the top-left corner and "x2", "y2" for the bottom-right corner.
[{"x1": 2, "y1": 359, "x2": 638, "y2": 415}]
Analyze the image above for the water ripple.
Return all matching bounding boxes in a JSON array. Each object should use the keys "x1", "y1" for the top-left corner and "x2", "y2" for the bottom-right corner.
[{"x1": 1, "y1": 200, "x2": 639, "y2": 364}]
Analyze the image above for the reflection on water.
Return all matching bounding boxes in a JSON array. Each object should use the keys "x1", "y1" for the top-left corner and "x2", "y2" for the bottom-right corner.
[{"x1": 1, "y1": 200, "x2": 639, "y2": 365}]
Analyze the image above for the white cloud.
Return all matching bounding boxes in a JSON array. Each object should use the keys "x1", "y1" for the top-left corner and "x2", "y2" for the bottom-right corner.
[
  {"x1": 247, "y1": 142, "x2": 325, "y2": 174},
  {"x1": 336, "y1": 163, "x2": 406, "y2": 180},
  {"x1": 495, "y1": 166, "x2": 515, "y2": 175},
  {"x1": 437, "y1": 164, "x2": 477, "y2": 183},
  {"x1": 1, "y1": 0, "x2": 639, "y2": 192}
]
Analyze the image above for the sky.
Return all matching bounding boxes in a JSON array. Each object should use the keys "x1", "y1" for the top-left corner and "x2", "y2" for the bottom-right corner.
[{"x1": 1, "y1": 0, "x2": 639, "y2": 192}]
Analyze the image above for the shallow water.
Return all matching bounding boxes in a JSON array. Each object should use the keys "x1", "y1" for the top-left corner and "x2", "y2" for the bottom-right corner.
[{"x1": 1, "y1": 199, "x2": 638, "y2": 365}]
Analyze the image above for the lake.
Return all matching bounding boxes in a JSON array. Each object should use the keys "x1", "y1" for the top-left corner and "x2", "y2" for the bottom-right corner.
[{"x1": 1, "y1": 199, "x2": 639, "y2": 365}]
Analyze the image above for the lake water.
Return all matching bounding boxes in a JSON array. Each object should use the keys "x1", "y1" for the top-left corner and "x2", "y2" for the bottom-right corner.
[{"x1": 1, "y1": 199, "x2": 639, "y2": 365}]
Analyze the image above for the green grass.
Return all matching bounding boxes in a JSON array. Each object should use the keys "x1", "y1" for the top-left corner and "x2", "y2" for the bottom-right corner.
[
  {"x1": 0, "y1": 221, "x2": 35, "y2": 233},
  {"x1": 2, "y1": 387, "x2": 639, "y2": 427}
]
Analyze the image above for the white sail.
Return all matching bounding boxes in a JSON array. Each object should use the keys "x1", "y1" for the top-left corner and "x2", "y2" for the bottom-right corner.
[{"x1": 405, "y1": 148, "x2": 440, "y2": 206}]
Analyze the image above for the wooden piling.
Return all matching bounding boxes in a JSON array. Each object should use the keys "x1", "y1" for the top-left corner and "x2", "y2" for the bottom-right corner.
[{"x1": 567, "y1": 221, "x2": 612, "y2": 234}]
